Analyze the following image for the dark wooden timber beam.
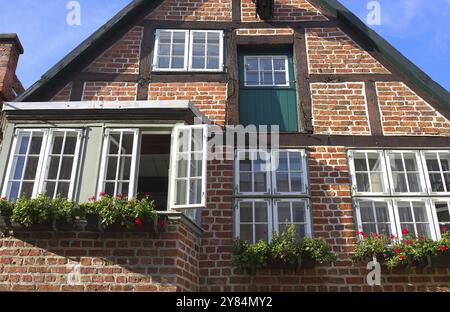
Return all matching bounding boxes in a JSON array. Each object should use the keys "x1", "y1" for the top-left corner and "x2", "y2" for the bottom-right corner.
[
  {"x1": 309, "y1": 74, "x2": 398, "y2": 83},
  {"x1": 76, "y1": 72, "x2": 227, "y2": 83},
  {"x1": 293, "y1": 28, "x2": 313, "y2": 133},
  {"x1": 226, "y1": 29, "x2": 239, "y2": 125},
  {"x1": 151, "y1": 73, "x2": 228, "y2": 83},
  {"x1": 365, "y1": 81, "x2": 383, "y2": 136},
  {"x1": 136, "y1": 25, "x2": 155, "y2": 100},
  {"x1": 279, "y1": 134, "x2": 450, "y2": 148},
  {"x1": 236, "y1": 35, "x2": 293, "y2": 45},
  {"x1": 69, "y1": 80, "x2": 84, "y2": 101},
  {"x1": 77, "y1": 72, "x2": 139, "y2": 82},
  {"x1": 232, "y1": 0, "x2": 241, "y2": 22},
  {"x1": 138, "y1": 20, "x2": 338, "y2": 30}
]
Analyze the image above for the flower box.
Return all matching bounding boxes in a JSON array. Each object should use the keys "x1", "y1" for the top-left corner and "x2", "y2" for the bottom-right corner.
[{"x1": 429, "y1": 254, "x2": 450, "y2": 267}]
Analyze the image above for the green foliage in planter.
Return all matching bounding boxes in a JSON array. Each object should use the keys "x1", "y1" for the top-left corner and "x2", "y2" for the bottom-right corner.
[
  {"x1": 10, "y1": 194, "x2": 80, "y2": 227},
  {"x1": 233, "y1": 225, "x2": 336, "y2": 271},
  {"x1": 270, "y1": 225, "x2": 302, "y2": 265},
  {"x1": 232, "y1": 239, "x2": 270, "y2": 271},
  {"x1": 353, "y1": 233, "x2": 390, "y2": 263},
  {"x1": 354, "y1": 230, "x2": 450, "y2": 269},
  {"x1": 302, "y1": 236, "x2": 337, "y2": 264},
  {"x1": 89, "y1": 194, "x2": 156, "y2": 229},
  {"x1": 0, "y1": 193, "x2": 157, "y2": 230},
  {"x1": 0, "y1": 197, "x2": 13, "y2": 218}
]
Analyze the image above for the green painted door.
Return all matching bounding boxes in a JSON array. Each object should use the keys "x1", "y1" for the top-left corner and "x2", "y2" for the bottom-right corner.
[{"x1": 238, "y1": 52, "x2": 298, "y2": 132}]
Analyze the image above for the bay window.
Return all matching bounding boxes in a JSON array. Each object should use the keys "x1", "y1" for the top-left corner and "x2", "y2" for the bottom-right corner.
[
  {"x1": 234, "y1": 149, "x2": 310, "y2": 243},
  {"x1": 349, "y1": 149, "x2": 450, "y2": 240}
]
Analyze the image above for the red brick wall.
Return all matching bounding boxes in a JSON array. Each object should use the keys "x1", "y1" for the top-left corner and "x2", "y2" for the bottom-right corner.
[
  {"x1": 0, "y1": 218, "x2": 200, "y2": 292},
  {"x1": 241, "y1": 0, "x2": 327, "y2": 22},
  {"x1": 376, "y1": 81, "x2": 450, "y2": 136},
  {"x1": 84, "y1": 27, "x2": 143, "y2": 75},
  {"x1": 197, "y1": 146, "x2": 450, "y2": 292},
  {"x1": 311, "y1": 82, "x2": 371, "y2": 135},
  {"x1": 147, "y1": 0, "x2": 232, "y2": 21},
  {"x1": 82, "y1": 82, "x2": 137, "y2": 101},
  {"x1": 306, "y1": 28, "x2": 390, "y2": 74},
  {"x1": 148, "y1": 83, "x2": 227, "y2": 125}
]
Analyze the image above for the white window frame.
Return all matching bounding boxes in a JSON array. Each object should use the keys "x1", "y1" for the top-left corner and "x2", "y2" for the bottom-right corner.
[
  {"x1": 235, "y1": 198, "x2": 273, "y2": 244},
  {"x1": 421, "y1": 150, "x2": 450, "y2": 195},
  {"x1": 392, "y1": 198, "x2": 438, "y2": 240},
  {"x1": 273, "y1": 198, "x2": 312, "y2": 238},
  {"x1": 272, "y1": 149, "x2": 308, "y2": 195},
  {"x1": 353, "y1": 198, "x2": 397, "y2": 238},
  {"x1": 188, "y1": 30, "x2": 224, "y2": 72},
  {"x1": 168, "y1": 124, "x2": 208, "y2": 210},
  {"x1": 2, "y1": 129, "x2": 49, "y2": 200},
  {"x1": 38, "y1": 129, "x2": 84, "y2": 200},
  {"x1": 386, "y1": 151, "x2": 428, "y2": 196},
  {"x1": 430, "y1": 198, "x2": 450, "y2": 239},
  {"x1": 97, "y1": 129, "x2": 140, "y2": 199},
  {"x1": 243, "y1": 55, "x2": 290, "y2": 87},
  {"x1": 234, "y1": 149, "x2": 272, "y2": 196},
  {"x1": 152, "y1": 29, "x2": 189, "y2": 72},
  {"x1": 348, "y1": 150, "x2": 390, "y2": 196}
]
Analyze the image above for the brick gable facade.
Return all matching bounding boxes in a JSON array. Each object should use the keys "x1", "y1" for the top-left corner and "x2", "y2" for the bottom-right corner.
[{"x1": 1, "y1": 0, "x2": 450, "y2": 292}]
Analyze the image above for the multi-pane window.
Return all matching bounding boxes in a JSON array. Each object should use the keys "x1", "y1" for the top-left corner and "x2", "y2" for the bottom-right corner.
[
  {"x1": 153, "y1": 30, "x2": 188, "y2": 71},
  {"x1": 235, "y1": 150, "x2": 310, "y2": 243},
  {"x1": 349, "y1": 151, "x2": 388, "y2": 194},
  {"x1": 354, "y1": 199, "x2": 395, "y2": 236},
  {"x1": 387, "y1": 151, "x2": 425, "y2": 194},
  {"x1": 2, "y1": 129, "x2": 83, "y2": 201},
  {"x1": 237, "y1": 199, "x2": 271, "y2": 243},
  {"x1": 41, "y1": 130, "x2": 83, "y2": 199},
  {"x1": 274, "y1": 199, "x2": 311, "y2": 241},
  {"x1": 273, "y1": 150, "x2": 307, "y2": 194},
  {"x1": 433, "y1": 200, "x2": 450, "y2": 233},
  {"x1": 423, "y1": 151, "x2": 450, "y2": 193},
  {"x1": 349, "y1": 150, "x2": 450, "y2": 240},
  {"x1": 169, "y1": 125, "x2": 207, "y2": 209},
  {"x1": 153, "y1": 29, "x2": 224, "y2": 72},
  {"x1": 98, "y1": 129, "x2": 139, "y2": 198},
  {"x1": 243, "y1": 55, "x2": 289, "y2": 87},
  {"x1": 189, "y1": 30, "x2": 223, "y2": 71},
  {"x1": 394, "y1": 200, "x2": 434, "y2": 238}
]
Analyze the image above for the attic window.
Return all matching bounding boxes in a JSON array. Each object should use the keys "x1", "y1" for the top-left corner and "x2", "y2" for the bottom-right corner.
[{"x1": 253, "y1": 0, "x2": 274, "y2": 20}]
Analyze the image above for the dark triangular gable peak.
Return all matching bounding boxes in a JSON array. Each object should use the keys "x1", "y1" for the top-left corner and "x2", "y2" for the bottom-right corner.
[{"x1": 16, "y1": 0, "x2": 450, "y2": 119}]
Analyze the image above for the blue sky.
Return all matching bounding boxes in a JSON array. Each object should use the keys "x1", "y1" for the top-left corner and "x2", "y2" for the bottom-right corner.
[{"x1": 0, "y1": 0, "x2": 449, "y2": 91}]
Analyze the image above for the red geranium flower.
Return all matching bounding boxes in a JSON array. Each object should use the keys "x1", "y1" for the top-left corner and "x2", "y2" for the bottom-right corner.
[
  {"x1": 158, "y1": 218, "x2": 166, "y2": 229},
  {"x1": 404, "y1": 239, "x2": 413, "y2": 245},
  {"x1": 399, "y1": 255, "x2": 405, "y2": 261},
  {"x1": 390, "y1": 234, "x2": 397, "y2": 240},
  {"x1": 394, "y1": 248, "x2": 402, "y2": 254},
  {"x1": 358, "y1": 232, "x2": 368, "y2": 238},
  {"x1": 439, "y1": 245, "x2": 447, "y2": 252},
  {"x1": 402, "y1": 229, "x2": 409, "y2": 235},
  {"x1": 419, "y1": 236, "x2": 426, "y2": 241},
  {"x1": 116, "y1": 194, "x2": 124, "y2": 199},
  {"x1": 99, "y1": 192, "x2": 107, "y2": 197},
  {"x1": 134, "y1": 218, "x2": 143, "y2": 226}
]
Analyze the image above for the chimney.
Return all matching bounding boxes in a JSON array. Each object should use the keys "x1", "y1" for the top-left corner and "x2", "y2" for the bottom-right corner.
[{"x1": 0, "y1": 34, "x2": 24, "y2": 101}]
